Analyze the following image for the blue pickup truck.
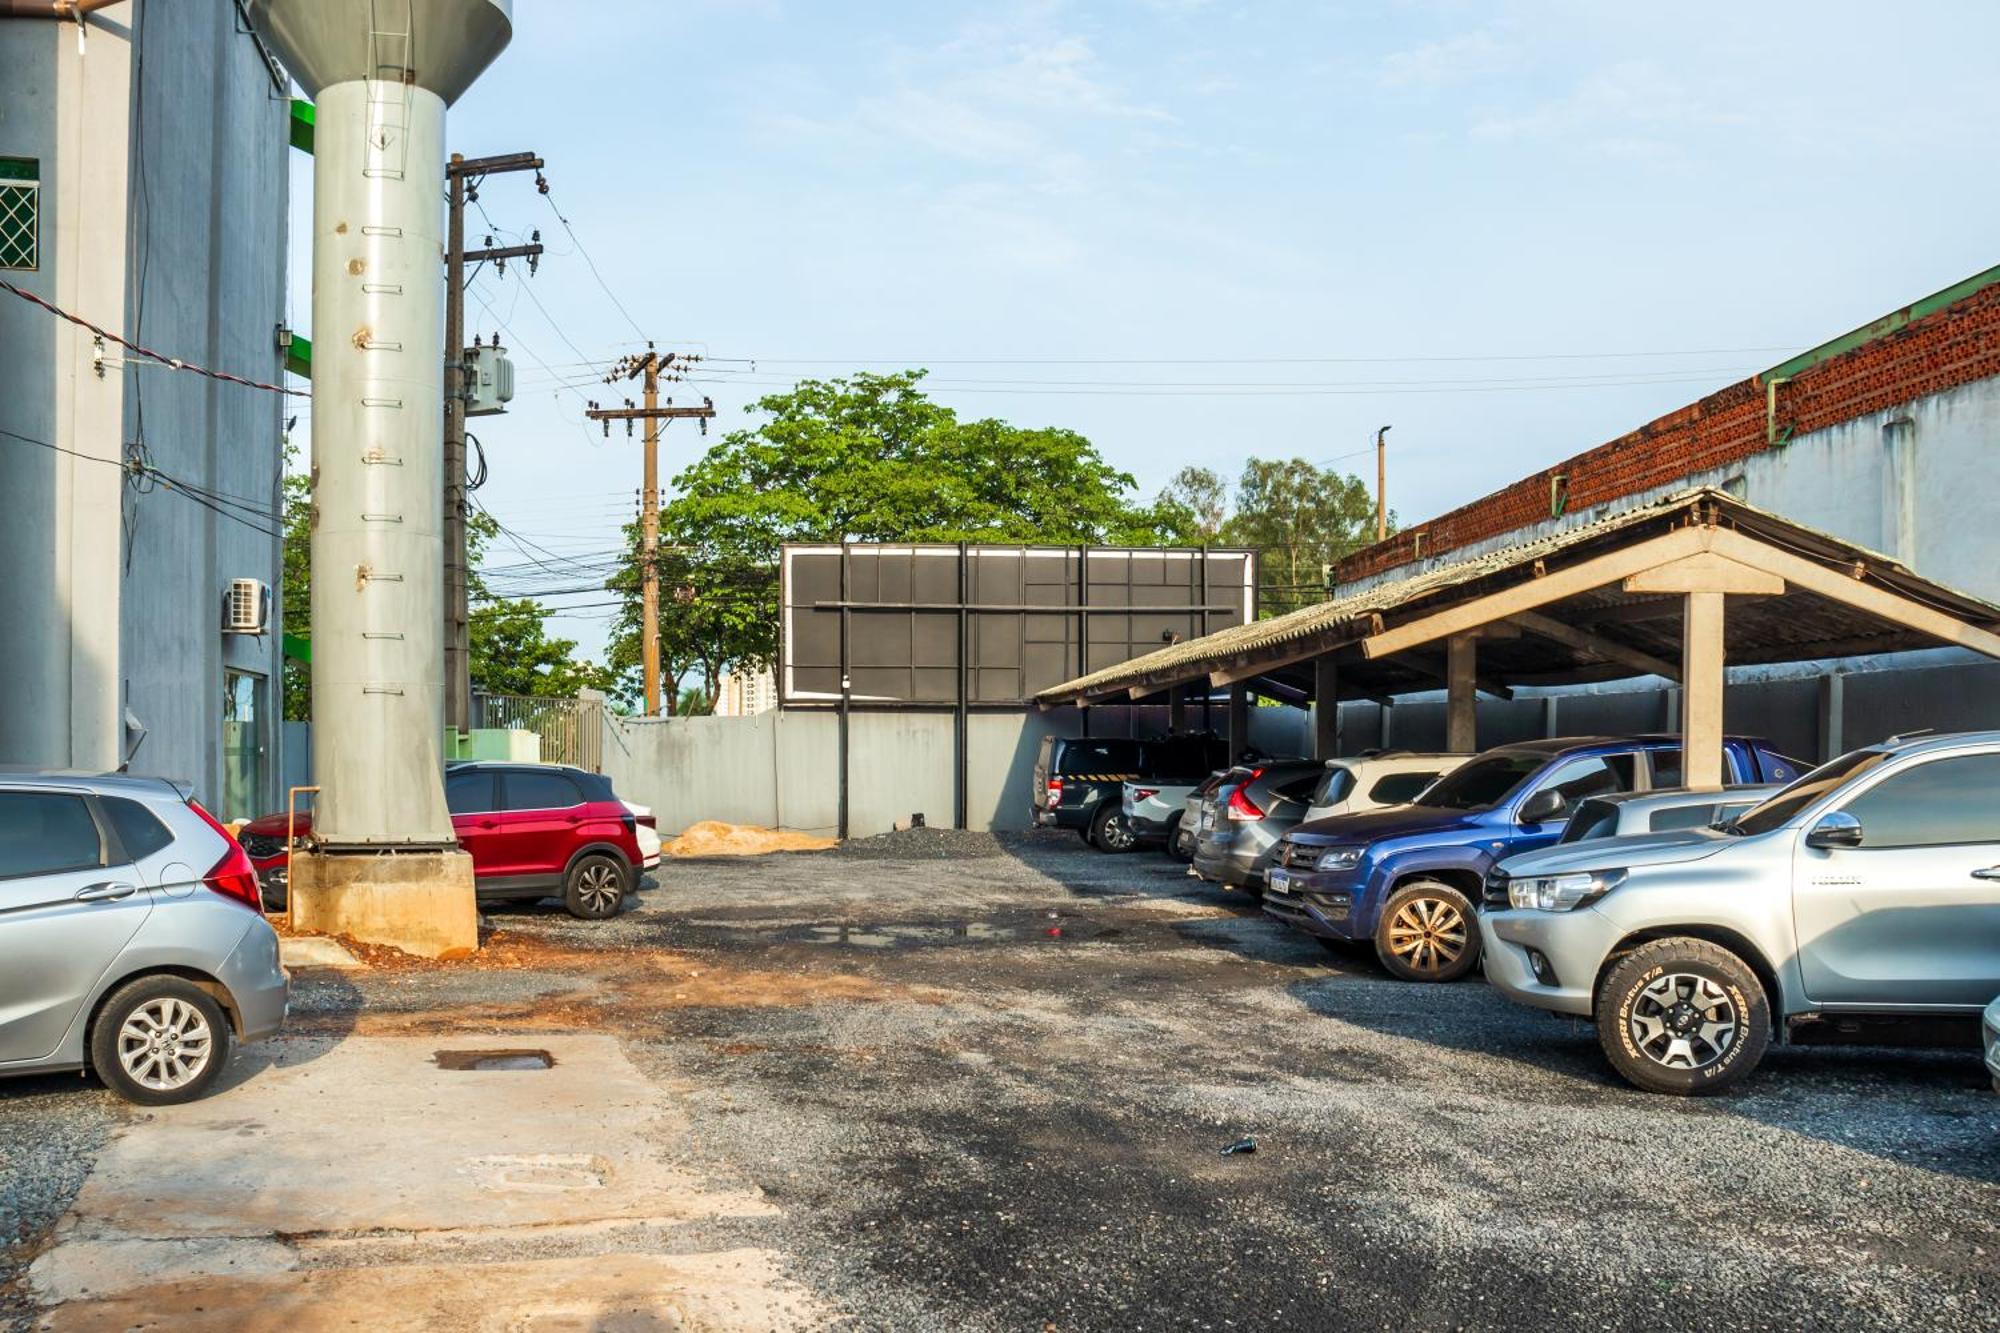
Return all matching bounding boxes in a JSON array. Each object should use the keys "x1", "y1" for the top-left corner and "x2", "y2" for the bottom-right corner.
[{"x1": 1260, "y1": 735, "x2": 1805, "y2": 982}]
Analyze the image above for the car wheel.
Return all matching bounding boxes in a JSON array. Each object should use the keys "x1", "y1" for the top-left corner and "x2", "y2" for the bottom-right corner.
[
  {"x1": 563, "y1": 853, "x2": 629, "y2": 920},
  {"x1": 1374, "y1": 881, "x2": 1480, "y2": 982},
  {"x1": 1165, "y1": 813, "x2": 1193, "y2": 863},
  {"x1": 90, "y1": 976, "x2": 232, "y2": 1106},
  {"x1": 1595, "y1": 937, "x2": 1770, "y2": 1096},
  {"x1": 1089, "y1": 804, "x2": 1138, "y2": 853}
]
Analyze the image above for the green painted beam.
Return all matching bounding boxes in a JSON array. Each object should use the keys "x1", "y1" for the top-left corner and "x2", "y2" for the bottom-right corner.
[
  {"x1": 290, "y1": 98, "x2": 314, "y2": 154},
  {"x1": 1762, "y1": 262, "x2": 2000, "y2": 384},
  {"x1": 283, "y1": 632, "x2": 310, "y2": 664},
  {"x1": 284, "y1": 332, "x2": 311, "y2": 379}
]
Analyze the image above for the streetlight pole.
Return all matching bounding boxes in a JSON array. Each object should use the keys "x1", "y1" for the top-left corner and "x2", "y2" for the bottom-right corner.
[{"x1": 1375, "y1": 425, "x2": 1392, "y2": 542}]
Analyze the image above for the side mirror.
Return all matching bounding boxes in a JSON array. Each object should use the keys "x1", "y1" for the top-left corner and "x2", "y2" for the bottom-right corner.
[
  {"x1": 1805, "y1": 810, "x2": 1863, "y2": 850},
  {"x1": 1519, "y1": 789, "x2": 1567, "y2": 825}
]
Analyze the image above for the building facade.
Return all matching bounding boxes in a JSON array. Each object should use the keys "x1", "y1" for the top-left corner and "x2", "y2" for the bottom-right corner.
[
  {"x1": 1334, "y1": 266, "x2": 2000, "y2": 601},
  {"x1": 0, "y1": 3, "x2": 291, "y2": 817}
]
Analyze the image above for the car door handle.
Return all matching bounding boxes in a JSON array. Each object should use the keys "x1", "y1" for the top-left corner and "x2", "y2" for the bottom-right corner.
[
  {"x1": 74, "y1": 881, "x2": 139, "y2": 902},
  {"x1": 1971, "y1": 867, "x2": 2000, "y2": 881}
]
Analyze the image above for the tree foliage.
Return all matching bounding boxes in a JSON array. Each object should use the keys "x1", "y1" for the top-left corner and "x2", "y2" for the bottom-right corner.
[
  {"x1": 606, "y1": 371, "x2": 1196, "y2": 710},
  {"x1": 1156, "y1": 460, "x2": 1386, "y2": 617}
]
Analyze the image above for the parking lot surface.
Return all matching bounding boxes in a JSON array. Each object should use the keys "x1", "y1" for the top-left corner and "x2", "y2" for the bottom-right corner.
[{"x1": 6, "y1": 829, "x2": 1998, "y2": 1330}]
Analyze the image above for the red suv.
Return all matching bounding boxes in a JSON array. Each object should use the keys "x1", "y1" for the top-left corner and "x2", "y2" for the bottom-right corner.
[{"x1": 239, "y1": 763, "x2": 661, "y2": 920}]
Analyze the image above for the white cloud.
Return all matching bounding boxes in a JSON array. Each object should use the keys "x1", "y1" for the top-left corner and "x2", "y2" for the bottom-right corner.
[{"x1": 1378, "y1": 30, "x2": 1520, "y2": 89}]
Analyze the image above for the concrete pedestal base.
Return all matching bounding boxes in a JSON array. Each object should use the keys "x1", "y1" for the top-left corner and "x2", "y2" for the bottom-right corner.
[{"x1": 288, "y1": 849, "x2": 479, "y2": 960}]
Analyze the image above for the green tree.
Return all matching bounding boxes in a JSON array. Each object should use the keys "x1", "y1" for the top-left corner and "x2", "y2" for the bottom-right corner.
[
  {"x1": 1221, "y1": 458, "x2": 1381, "y2": 617},
  {"x1": 1157, "y1": 464, "x2": 1230, "y2": 541},
  {"x1": 606, "y1": 370, "x2": 1194, "y2": 709}
]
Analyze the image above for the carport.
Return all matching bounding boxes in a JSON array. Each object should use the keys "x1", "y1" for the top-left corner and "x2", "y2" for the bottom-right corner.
[{"x1": 1036, "y1": 488, "x2": 2000, "y2": 788}]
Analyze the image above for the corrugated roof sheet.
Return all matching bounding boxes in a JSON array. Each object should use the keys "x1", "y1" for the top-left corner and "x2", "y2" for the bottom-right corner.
[{"x1": 1036, "y1": 486, "x2": 2000, "y2": 703}]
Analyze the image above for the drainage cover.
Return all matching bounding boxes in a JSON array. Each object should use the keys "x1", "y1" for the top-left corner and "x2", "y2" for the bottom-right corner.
[{"x1": 434, "y1": 1048, "x2": 556, "y2": 1071}]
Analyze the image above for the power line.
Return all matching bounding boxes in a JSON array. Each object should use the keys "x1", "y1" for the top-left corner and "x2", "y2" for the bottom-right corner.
[
  {"x1": 539, "y1": 179, "x2": 648, "y2": 341},
  {"x1": 679, "y1": 370, "x2": 1754, "y2": 399},
  {"x1": 0, "y1": 425, "x2": 282, "y2": 537},
  {"x1": 1, "y1": 277, "x2": 310, "y2": 399},
  {"x1": 720, "y1": 346, "x2": 1801, "y2": 368}
]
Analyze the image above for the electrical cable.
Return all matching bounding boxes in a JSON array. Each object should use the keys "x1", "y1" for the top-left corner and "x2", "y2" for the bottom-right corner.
[
  {"x1": 0, "y1": 278, "x2": 310, "y2": 398},
  {"x1": 538, "y1": 179, "x2": 649, "y2": 341}
]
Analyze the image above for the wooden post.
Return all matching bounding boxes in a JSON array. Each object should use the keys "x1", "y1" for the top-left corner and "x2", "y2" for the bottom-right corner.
[
  {"x1": 1446, "y1": 633, "x2": 1477, "y2": 753},
  {"x1": 1168, "y1": 686, "x2": 1187, "y2": 736},
  {"x1": 1682, "y1": 591, "x2": 1726, "y2": 790},
  {"x1": 1228, "y1": 683, "x2": 1249, "y2": 764},
  {"x1": 1817, "y1": 672, "x2": 1845, "y2": 762},
  {"x1": 1313, "y1": 656, "x2": 1339, "y2": 760}
]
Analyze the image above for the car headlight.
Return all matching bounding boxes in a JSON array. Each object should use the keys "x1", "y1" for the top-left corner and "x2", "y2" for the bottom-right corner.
[
  {"x1": 1507, "y1": 868, "x2": 1626, "y2": 912},
  {"x1": 1315, "y1": 846, "x2": 1364, "y2": 871}
]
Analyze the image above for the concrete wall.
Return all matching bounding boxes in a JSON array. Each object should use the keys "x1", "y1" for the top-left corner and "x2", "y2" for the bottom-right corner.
[
  {"x1": 601, "y1": 703, "x2": 1315, "y2": 838},
  {"x1": 0, "y1": 3, "x2": 289, "y2": 817}
]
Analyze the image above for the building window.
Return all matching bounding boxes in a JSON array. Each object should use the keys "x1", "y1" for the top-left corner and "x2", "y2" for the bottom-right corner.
[{"x1": 0, "y1": 158, "x2": 38, "y2": 271}]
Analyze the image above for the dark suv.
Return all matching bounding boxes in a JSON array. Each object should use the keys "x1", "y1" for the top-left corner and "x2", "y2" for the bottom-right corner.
[
  {"x1": 242, "y1": 763, "x2": 659, "y2": 920},
  {"x1": 1032, "y1": 733, "x2": 1229, "y2": 851},
  {"x1": 1263, "y1": 735, "x2": 1804, "y2": 982}
]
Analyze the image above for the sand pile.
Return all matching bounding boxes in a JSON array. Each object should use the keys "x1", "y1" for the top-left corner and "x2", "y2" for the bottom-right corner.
[{"x1": 665, "y1": 820, "x2": 837, "y2": 857}]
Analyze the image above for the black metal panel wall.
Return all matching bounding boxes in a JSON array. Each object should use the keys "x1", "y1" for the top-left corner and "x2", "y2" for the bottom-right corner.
[{"x1": 780, "y1": 544, "x2": 1257, "y2": 707}]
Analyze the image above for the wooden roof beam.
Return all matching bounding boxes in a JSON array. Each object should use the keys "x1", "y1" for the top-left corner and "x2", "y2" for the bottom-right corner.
[{"x1": 1505, "y1": 610, "x2": 1682, "y2": 681}]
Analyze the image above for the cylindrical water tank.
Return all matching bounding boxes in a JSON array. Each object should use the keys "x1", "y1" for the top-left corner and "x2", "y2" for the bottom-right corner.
[
  {"x1": 245, "y1": 0, "x2": 513, "y2": 847},
  {"x1": 308, "y1": 78, "x2": 453, "y2": 845}
]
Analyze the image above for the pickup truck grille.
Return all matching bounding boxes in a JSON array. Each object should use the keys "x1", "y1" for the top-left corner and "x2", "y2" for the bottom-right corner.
[
  {"x1": 1277, "y1": 841, "x2": 1321, "y2": 870},
  {"x1": 241, "y1": 834, "x2": 286, "y2": 860},
  {"x1": 1482, "y1": 867, "x2": 1510, "y2": 908}
]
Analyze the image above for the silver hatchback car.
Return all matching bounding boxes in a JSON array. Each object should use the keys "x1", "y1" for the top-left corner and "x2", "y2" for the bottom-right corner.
[
  {"x1": 1484, "y1": 732, "x2": 2000, "y2": 1095},
  {"x1": 0, "y1": 773, "x2": 287, "y2": 1104}
]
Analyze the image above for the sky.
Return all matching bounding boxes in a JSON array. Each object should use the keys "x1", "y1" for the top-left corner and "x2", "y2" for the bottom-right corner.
[{"x1": 288, "y1": 0, "x2": 2000, "y2": 657}]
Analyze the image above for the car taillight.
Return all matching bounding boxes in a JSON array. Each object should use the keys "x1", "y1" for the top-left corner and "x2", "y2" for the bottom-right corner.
[
  {"x1": 1046, "y1": 777, "x2": 1063, "y2": 804},
  {"x1": 1226, "y1": 787, "x2": 1265, "y2": 822},
  {"x1": 187, "y1": 799, "x2": 264, "y2": 912},
  {"x1": 1132, "y1": 788, "x2": 1159, "y2": 802}
]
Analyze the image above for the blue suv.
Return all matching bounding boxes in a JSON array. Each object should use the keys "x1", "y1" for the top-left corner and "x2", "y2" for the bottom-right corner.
[{"x1": 1261, "y1": 736, "x2": 1803, "y2": 982}]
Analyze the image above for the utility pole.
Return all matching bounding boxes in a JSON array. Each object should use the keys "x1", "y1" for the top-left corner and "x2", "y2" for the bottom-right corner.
[
  {"x1": 443, "y1": 150, "x2": 543, "y2": 737},
  {"x1": 1374, "y1": 424, "x2": 1392, "y2": 543},
  {"x1": 587, "y1": 353, "x2": 713, "y2": 717}
]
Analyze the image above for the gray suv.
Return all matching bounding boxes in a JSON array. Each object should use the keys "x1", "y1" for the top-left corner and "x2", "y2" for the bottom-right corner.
[
  {"x1": 1483, "y1": 732, "x2": 2000, "y2": 1094},
  {"x1": 0, "y1": 774, "x2": 288, "y2": 1104}
]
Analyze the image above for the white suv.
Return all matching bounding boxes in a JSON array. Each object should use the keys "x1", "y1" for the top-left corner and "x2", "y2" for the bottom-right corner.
[{"x1": 1302, "y1": 752, "x2": 1466, "y2": 823}]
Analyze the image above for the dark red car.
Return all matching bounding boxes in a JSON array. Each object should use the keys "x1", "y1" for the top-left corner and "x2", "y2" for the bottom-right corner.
[{"x1": 240, "y1": 763, "x2": 661, "y2": 920}]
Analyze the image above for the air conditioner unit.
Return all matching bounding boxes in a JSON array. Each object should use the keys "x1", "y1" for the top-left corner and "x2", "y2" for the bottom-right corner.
[
  {"x1": 224, "y1": 578, "x2": 269, "y2": 635},
  {"x1": 465, "y1": 342, "x2": 515, "y2": 417}
]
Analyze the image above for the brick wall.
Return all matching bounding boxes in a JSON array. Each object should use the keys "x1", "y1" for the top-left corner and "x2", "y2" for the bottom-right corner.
[{"x1": 1334, "y1": 280, "x2": 2000, "y2": 582}]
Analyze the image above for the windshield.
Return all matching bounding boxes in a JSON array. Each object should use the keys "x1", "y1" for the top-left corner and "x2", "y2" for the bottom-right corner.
[
  {"x1": 1416, "y1": 752, "x2": 1545, "y2": 811},
  {"x1": 1727, "y1": 748, "x2": 1893, "y2": 836}
]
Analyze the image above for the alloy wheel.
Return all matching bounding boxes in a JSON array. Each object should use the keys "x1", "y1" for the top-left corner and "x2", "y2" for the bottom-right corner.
[
  {"x1": 576, "y1": 861, "x2": 623, "y2": 915},
  {"x1": 117, "y1": 997, "x2": 215, "y2": 1093},
  {"x1": 1103, "y1": 815, "x2": 1135, "y2": 851},
  {"x1": 1628, "y1": 973, "x2": 1738, "y2": 1070},
  {"x1": 1384, "y1": 896, "x2": 1468, "y2": 975}
]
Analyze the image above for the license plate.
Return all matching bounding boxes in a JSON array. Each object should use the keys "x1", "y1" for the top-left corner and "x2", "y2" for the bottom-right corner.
[
  {"x1": 1200, "y1": 810, "x2": 1215, "y2": 831},
  {"x1": 1268, "y1": 869, "x2": 1289, "y2": 893}
]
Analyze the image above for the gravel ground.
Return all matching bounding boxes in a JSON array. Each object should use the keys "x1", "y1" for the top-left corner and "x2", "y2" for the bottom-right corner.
[
  {"x1": 0, "y1": 1075, "x2": 115, "y2": 1331},
  {"x1": 5, "y1": 830, "x2": 1997, "y2": 1331}
]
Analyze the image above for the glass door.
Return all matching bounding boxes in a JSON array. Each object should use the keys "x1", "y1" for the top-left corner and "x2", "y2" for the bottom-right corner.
[{"x1": 222, "y1": 670, "x2": 268, "y2": 821}]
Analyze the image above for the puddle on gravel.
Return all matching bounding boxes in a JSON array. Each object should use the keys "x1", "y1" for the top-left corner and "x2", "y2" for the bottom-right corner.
[{"x1": 770, "y1": 913, "x2": 1122, "y2": 950}]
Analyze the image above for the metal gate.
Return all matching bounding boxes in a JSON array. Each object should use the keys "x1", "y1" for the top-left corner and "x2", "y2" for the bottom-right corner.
[{"x1": 472, "y1": 693, "x2": 605, "y2": 772}]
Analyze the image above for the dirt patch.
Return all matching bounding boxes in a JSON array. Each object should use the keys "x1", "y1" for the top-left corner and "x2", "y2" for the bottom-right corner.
[{"x1": 666, "y1": 821, "x2": 837, "y2": 857}]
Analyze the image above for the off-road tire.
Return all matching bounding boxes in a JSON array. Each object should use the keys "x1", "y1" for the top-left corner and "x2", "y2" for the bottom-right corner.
[
  {"x1": 1595, "y1": 937, "x2": 1770, "y2": 1096},
  {"x1": 90, "y1": 975, "x2": 233, "y2": 1106},
  {"x1": 1165, "y1": 813, "x2": 1193, "y2": 863},
  {"x1": 1373, "y1": 880, "x2": 1480, "y2": 982},
  {"x1": 1089, "y1": 804, "x2": 1138, "y2": 854},
  {"x1": 563, "y1": 853, "x2": 630, "y2": 920}
]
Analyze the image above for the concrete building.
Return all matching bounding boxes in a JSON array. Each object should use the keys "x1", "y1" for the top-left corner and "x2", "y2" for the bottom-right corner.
[
  {"x1": 714, "y1": 667, "x2": 778, "y2": 718},
  {"x1": 0, "y1": 3, "x2": 291, "y2": 818},
  {"x1": 1313, "y1": 264, "x2": 2000, "y2": 758},
  {"x1": 1335, "y1": 265, "x2": 2000, "y2": 601}
]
